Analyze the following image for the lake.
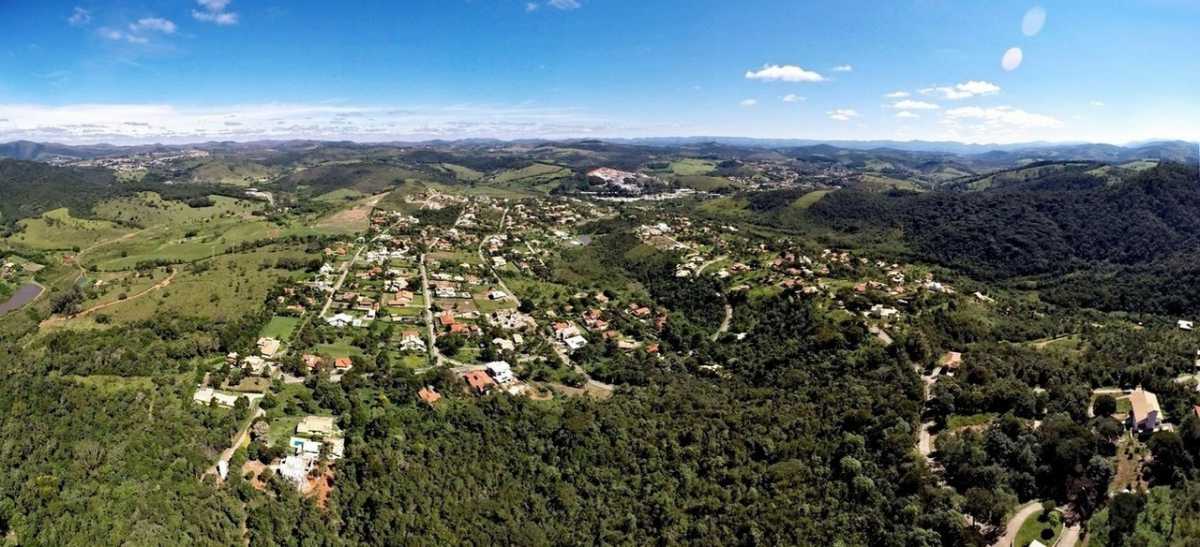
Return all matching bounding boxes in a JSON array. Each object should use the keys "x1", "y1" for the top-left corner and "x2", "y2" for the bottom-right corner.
[{"x1": 0, "y1": 283, "x2": 42, "y2": 315}]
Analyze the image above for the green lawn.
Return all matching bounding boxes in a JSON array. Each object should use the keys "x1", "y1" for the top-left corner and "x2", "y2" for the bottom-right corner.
[
  {"x1": 669, "y1": 158, "x2": 717, "y2": 176},
  {"x1": 946, "y1": 413, "x2": 997, "y2": 429},
  {"x1": 261, "y1": 315, "x2": 301, "y2": 340},
  {"x1": 791, "y1": 190, "x2": 831, "y2": 209},
  {"x1": 1015, "y1": 508, "x2": 1063, "y2": 547}
]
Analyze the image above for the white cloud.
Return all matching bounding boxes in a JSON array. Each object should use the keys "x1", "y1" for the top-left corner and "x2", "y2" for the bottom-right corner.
[
  {"x1": 525, "y1": 2, "x2": 540, "y2": 12},
  {"x1": 1090, "y1": 100, "x2": 1105, "y2": 108},
  {"x1": 832, "y1": 64, "x2": 853, "y2": 72},
  {"x1": 129, "y1": 17, "x2": 177, "y2": 34},
  {"x1": 920, "y1": 80, "x2": 1000, "y2": 100},
  {"x1": 197, "y1": 0, "x2": 232, "y2": 10},
  {"x1": 895, "y1": 111, "x2": 919, "y2": 119},
  {"x1": 1022, "y1": 6, "x2": 1047, "y2": 37},
  {"x1": 828, "y1": 109, "x2": 859, "y2": 121},
  {"x1": 1001, "y1": 47, "x2": 1023, "y2": 71},
  {"x1": 98, "y1": 28, "x2": 149, "y2": 44},
  {"x1": 891, "y1": 99, "x2": 939, "y2": 110},
  {"x1": 68, "y1": 7, "x2": 91, "y2": 26},
  {"x1": 548, "y1": 0, "x2": 581, "y2": 9},
  {"x1": 884, "y1": 91, "x2": 910, "y2": 99},
  {"x1": 0, "y1": 102, "x2": 624, "y2": 144},
  {"x1": 943, "y1": 105, "x2": 1062, "y2": 129},
  {"x1": 739, "y1": 99, "x2": 758, "y2": 107},
  {"x1": 744, "y1": 64, "x2": 826, "y2": 83},
  {"x1": 782, "y1": 94, "x2": 805, "y2": 103},
  {"x1": 193, "y1": 0, "x2": 239, "y2": 25}
]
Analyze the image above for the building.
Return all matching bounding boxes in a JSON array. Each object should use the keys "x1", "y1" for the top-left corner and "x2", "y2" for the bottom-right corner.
[
  {"x1": 485, "y1": 361, "x2": 515, "y2": 384},
  {"x1": 400, "y1": 331, "x2": 426, "y2": 352},
  {"x1": 333, "y1": 357, "x2": 353, "y2": 370},
  {"x1": 564, "y1": 335, "x2": 588, "y2": 352},
  {"x1": 257, "y1": 337, "x2": 282, "y2": 357},
  {"x1": 418, "y1": 386, "x2": 442, "y2": 406},
  {"x1": 464, "y1": 370, "x2": 495, "y2": 395},
  {"x1": 326, "y1": 313, "x2": 354, "y2": 328},
  {"x1": 939, "y1": 351, "x2": 963, "y2": 371},
  {"x1": 1180, "y1": 320, "x2": 1195, "y2": 331},
  {"x1": 1129, "y1": 387, "x2": 1163, "y2": 433}
]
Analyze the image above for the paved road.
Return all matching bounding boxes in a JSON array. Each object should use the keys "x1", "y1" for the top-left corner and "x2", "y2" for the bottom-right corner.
[
  {"x1": 1058, "y1": 523, "x2": 1082, "y2": 547},
  {"x1": 477, "y1": 207, "x2": 519, "y2": 306},
  {"x1": 991, "y1": 500, "x2": 1044, "y2": 547},
  {"x1": 418, "y1": 253, "x2": 439, "y2": 365}
]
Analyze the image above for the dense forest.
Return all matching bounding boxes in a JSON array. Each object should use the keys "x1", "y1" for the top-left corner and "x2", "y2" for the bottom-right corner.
[{"x1": 808, "y1": 163, "x2": 1200, "y2": 313}]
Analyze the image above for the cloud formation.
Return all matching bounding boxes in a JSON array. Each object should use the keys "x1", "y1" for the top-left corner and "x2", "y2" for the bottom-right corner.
[
  {"x1": 739, "y1": 99, "x2": 758, "y2": 107},
  {"x1": 920, "y1": 80, "x2": 1000, "y2": 100},
  {"x1": 193, "y1": 0, "x2": 239, "y2": 25},
  {"x1": 130, "y1": 18, "x2": 177, "y2": 34},
  {"x1": 891, "y1": 99, "x2": 939, "y2": 110},
  {"x1": 0, "y1": 102, "x2": 626, "y2": 144},
  {"x1": 547, "y1": 0, "x2": 581, "y2": 9},
  {"x1": 745, "y1": 64, "x2": 826, "y2": 83},
  {"x1": 884, "y1": 91, "x2": 910, "y2": 99},
  {"x1": 68, "y1": 7, "x2": 91, "y2": 26},
  {"x1": 781, "y1": 94, "x2": 805, "y2": 103},
  {"x1": 943, "y1": 106, "x2": 1062, "y2": 129},
  {"x1": 828, "y1": 109, "x2": 859, "y2": 121},
  {"x1": 832, "y1": 64, "x2": 853, "y2": 72},
  {"x1": 895, "y1": 111, "x2": 919, "y2": 119}
]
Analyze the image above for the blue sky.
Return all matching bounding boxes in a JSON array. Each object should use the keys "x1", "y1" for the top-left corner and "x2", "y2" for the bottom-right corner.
[{"x1": 0, "y1": 0, "x2": 1197, "y2": 144}]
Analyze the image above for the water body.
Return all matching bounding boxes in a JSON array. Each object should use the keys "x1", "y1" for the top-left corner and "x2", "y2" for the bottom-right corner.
[{"x1": 0, "y1": 283, "x2": 41, "y2": 315}]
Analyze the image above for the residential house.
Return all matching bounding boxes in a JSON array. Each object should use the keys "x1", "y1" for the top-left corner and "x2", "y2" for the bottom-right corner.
[
  {"x1": 464, "y1": 370, "x2": 495, "y2": 395},
  {"x1": 1129, "y1": 387, "x2": 1163, "y2": 433},
  {"x1": 485, "y1": 361, "x2": 515, "y2": 384},
  {"x1": 257, "y1": 337, "x2": 282, "y2": 358},
  {"x1": 565, "y1": 335, "x2": 588, "y2": 352},
  {"x1": 418, "y1": 386, "x2": 442, "y2": 406}
]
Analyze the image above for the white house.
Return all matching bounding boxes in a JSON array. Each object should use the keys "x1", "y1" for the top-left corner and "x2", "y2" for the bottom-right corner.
[
  {"x1": 326, "y1": 313, "x2": 354, "y2": 328},
  {"x1": 1129, "y1": 387, "x2": 1163, "y2": 433},
  {"x1": 564, "y1": 335, "x2": 588, "y2": 352},
  {"x1": 485, "y1": 361, "x2": 515, "y2": 384},
  {"x1": 1181, "y1": 320, "x2": 1195, "y2": 331}
]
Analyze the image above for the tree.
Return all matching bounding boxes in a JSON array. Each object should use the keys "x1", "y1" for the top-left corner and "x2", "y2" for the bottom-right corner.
[{"x1": 1094, "y1": 394, "x2": 1117, "y2": 417}]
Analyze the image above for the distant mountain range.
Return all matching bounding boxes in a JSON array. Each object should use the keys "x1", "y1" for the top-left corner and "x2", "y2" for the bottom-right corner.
[{"x1": 1, "y1": 138, "x2": 1196, "y2": 165}]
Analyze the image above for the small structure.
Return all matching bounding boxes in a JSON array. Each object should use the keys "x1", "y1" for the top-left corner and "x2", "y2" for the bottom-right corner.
[
  {"x1": 1180, "y1": 320, "x2": 1195, "y2": 331},
  {"x1": 1129, "y1": 387, "x2": 1163, "y2": 433},
  {"x1": 418, "y1": 386, "x2": 442, "y2": 406},
  {"x1": 939, "y1": 351, "x2": 963, "y2": 371},
  {"x1": 326, "y1": 313, "x2": 354, "y2": 328}
]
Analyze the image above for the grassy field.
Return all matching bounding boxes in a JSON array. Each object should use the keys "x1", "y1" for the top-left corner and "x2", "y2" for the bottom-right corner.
[
  {"x1": 441, "y1": 163, "x2": 484, "y2": 181},
  {"x1": 58, "y1": 246, "x2": 314, "y2": 326},
  {"x1": 1015, "y1": 508, "x2": 1063, "y2": 547},
  {"x1": 8, "y1": 208, "x2": 133, "y2": 251},
  {"x1": 676, "y1": 175, "x2": 733, "y2": 192},
  {"x1": 946, "y1": 413, "x2": 997, "y2": 429},
  {"x1": 490, "y1": 163, "x2": 571, "y2": 192},
  {"x1": 791, "y1": 190, "x2": 831, "y2": 209},
  {"x1": 314, "y1": 188, "x2": 366, "y2": 202},
  {"x1": 670, "y1": 159, "x2": 717, "y2": 176},
  {"x1": 261, "y1": 315, "x2": 301, "y2": 340}
]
